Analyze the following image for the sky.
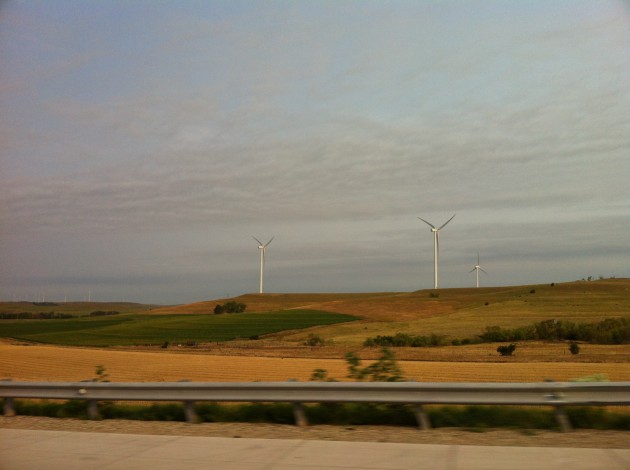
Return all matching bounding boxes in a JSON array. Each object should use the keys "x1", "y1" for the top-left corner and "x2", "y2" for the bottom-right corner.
[{"x1": 1, "y1": 0, "x2": 629, "y2": 305}]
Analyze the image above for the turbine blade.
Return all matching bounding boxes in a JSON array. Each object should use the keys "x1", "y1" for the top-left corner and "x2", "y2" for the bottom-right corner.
[
  {"x1": 438, "y1": 214, "x2": 456, "y2": 230},
  {"x1": 252, "y1": 236, "x2": 263, "y2": 245},
  {"x1": 265, "y1": 236, "x2": 274, "y2": 247},
  {"x1": 477, "y1": 252, "x2": 480, "y2": 264},
  {"x1": 418, "y1": 217, "x2": 436, "y2": 229},
  {"x1": 480, "y1": 268, "x2": 488, "y2": 274},
  {"x1": 469, "y1": 268, "x2": 476, "y2": 273}
]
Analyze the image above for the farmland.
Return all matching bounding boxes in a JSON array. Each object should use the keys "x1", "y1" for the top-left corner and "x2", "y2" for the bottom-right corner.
[
  {"x1": 0, "y1": 279, "x2": 628, "y2": 383},
  {"x1": 0, "y1": 310, "x2": 357, "y2": 347}
]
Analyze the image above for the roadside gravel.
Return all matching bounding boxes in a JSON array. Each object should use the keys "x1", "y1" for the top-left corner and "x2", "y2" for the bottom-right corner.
[{"x1": 1, "y1": 416, "x2": 627, "y2": 449}]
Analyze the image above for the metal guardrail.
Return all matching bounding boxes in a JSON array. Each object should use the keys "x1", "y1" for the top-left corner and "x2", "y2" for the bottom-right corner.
[{"x1": 2, "y1": 380, "x2": 628, "y2": 431}]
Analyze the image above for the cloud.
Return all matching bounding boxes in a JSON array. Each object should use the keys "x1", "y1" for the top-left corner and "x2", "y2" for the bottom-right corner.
[{"x1": 1, "y1": 0, "x2": 629, "y2": 302}]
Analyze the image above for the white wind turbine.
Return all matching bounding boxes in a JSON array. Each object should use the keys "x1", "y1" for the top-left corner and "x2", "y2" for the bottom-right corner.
[
  {"x1": 253, "y1": 236, "x2": 274, "y2": 294},
  {"x1": 469, "y1": 252, "x2": 488, "y2": 288},
  {"x1": 418, "y1": 214, "x2": 456, "y2": 289}
]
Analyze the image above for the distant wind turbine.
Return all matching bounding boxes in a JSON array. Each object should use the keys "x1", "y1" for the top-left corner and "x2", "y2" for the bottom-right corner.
[
  {"x1": 418, "y1": 214, "x2": 456, "y2": 289},
  {"x1": 253, "y1": 236, "x2": 274, "y2": 294},
  {"x1": 469, "y1": 252, "x2": 488, "y2": 288}
]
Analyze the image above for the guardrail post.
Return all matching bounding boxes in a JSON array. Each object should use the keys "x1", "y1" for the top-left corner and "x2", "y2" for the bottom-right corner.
[
  {"x1": 87, "y1": 400, "x2": 100, "y2": 420},
  {"x1": 554, "y1": 405, "x2": 572, "y2": 432},
  {"x1": 413, "y1": 405, "x2": 431, "y2": 430},
  {"x1": 3, "y1": 397, "x2": 16, "y2": 417},
  {"x1": 293, "y1": 403, "x2": 308, "y2": 427},
  {"x1": 184, "y1": 401, "x2": 198, "y2": 423}
]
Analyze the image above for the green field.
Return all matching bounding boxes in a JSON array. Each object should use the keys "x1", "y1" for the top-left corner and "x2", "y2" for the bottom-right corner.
[{"x1": 0, "y1": 310, "x2": 358, "y2": 346}]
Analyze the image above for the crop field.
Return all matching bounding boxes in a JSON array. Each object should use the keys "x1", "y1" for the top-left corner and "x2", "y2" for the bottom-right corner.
[
  {"x1": 1, "y1": 340, "x2": 629, "y2": 383},
  {"x1": 0, "y1": 310, "x2": 357, "y2": 346},
  {"x1": 0, "y1": 279, "x2": 628, "y2": 384}
]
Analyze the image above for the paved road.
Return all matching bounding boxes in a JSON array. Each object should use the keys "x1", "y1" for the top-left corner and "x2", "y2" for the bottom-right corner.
[{"x1": 1, "y1": 429, "x2": 629, "y2": 469}]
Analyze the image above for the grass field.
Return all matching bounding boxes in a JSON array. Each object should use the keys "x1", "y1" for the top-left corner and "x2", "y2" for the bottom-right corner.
[{"x1": 0, "y1": 310, "x2": 357, "y2": 346}]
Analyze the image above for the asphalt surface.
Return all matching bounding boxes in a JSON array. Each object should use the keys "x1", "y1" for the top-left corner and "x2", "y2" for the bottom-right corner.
[{"x1": 1, "y1": 428, "x2": 629, "y2": 469}]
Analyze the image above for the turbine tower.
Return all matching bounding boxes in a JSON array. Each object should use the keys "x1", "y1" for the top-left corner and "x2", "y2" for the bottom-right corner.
[
  {"x1": 418, "y1": 214, "x2": 455, "y2": 289},
  {"x1": 469, "y1": 252, "x2": 488, "y2": 288},
  {"x1": 253, "y1": 236, "x2": 274, "y2": 294}
]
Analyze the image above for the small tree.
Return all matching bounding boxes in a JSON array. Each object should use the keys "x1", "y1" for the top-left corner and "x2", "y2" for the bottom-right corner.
[
  {"x1": 497, "y1": 344, "x2": 517, "y2": 356},
  {"x1": 569, "y1": 342, "x2": 580, "y2": 355}
]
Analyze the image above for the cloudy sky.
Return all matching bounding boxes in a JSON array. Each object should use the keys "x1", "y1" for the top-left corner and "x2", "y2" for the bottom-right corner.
[{"x1": 1, "y1": 0, "x2": 629, "y2": 304}]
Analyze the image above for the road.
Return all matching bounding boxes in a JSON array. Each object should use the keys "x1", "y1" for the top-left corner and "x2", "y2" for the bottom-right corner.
[{"x1": 1, "y1": 428, "x2": 629, "y2": 469}]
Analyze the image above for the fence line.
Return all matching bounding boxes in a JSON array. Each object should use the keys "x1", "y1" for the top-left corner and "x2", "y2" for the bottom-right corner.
[{"x1": 2, "y1": 380, "x2": 628, "y2": 431}]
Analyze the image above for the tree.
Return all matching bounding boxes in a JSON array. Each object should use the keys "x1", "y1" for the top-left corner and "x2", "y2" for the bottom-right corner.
[{"x1": 213, "y1": 301, "x2": 246, "y2": 314}]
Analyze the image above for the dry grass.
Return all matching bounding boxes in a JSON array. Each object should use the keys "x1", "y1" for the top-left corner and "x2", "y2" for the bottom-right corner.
[{"x1": 2, "y1": 341, "x2": 629, "y2": 383}]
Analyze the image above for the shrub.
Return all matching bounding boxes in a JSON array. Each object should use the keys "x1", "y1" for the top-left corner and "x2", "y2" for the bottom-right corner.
[
  {"x1": 304, "y1": 333, "x2": 325, "y2": 346},
  {"x1": 363, "y1": 333, "x2": 446, "y2": 348},
  {"x1": 497, "y1": 344, "x2": 516, "y2": 356},
  {"x1": 310, "y1": 368, "x2": 336, "y2": 382},
  {"x1": 214, "y1": 301, "x2": 246, "y2": 314},
  {"x1": 477, "y1": 318, "x2": 630, "y2": 345},
  {"x1": 569, "y1": 342, "x2": 580, "y2": 355}
]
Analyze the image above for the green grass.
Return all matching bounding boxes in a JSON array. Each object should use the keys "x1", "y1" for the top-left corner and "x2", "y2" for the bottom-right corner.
[{"x1": 0, "y1": 310, "x2": 357, "y2": 346}]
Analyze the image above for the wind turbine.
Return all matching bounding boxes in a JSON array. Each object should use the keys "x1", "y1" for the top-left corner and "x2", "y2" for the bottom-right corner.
[
  {"x1": 418, "y1": 214, "x2": 456, "y2": 289},
  {"x1": 253, "y1": 236, "x2": 274, "y2": 294},
  {"x1": 469, "y1": 252, "x2": 488, "y2": 288}
]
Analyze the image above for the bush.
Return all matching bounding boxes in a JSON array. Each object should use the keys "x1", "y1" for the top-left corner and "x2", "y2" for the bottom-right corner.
[
  {"x1": 304, "y1": 333, "x2": 325, "y2": 346},
  {"x1": 569, "y1": 342, "x2": 580, "y2": 355},
  {"x1": 477, "y1": 318, "x2": 630, "y2": 345},
  {"x1": 497, "y1": 344, "x2": 517, "y2": 356},
  {"x1": 214, "y1": 301, "x2": 246, "y2": 314},
  {"x1": 364, "y1": 333, "x2": 446, "y2": 348}
]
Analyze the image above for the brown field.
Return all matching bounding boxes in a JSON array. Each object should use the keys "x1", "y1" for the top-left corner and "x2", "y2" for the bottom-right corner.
[
  {"x1": 1, "y1": 279, "x2": 628, "y2": 384},
  {"x1": 2, "y1": 340, "x2": 629, "y2": 383}
]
